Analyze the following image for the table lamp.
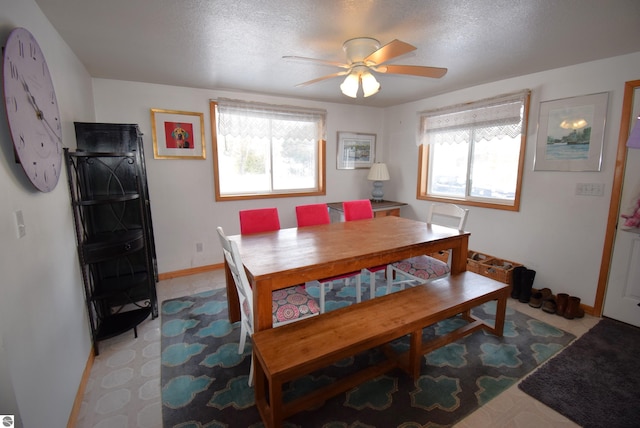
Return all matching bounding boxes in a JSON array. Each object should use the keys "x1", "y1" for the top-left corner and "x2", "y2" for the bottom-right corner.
[{"x1": 367, "y1": 162, "x2": 390, "y2": 202}]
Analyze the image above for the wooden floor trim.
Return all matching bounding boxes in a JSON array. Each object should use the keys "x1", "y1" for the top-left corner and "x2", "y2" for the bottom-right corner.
[
  {"x1": 157, "y1": 263, "x2": 223, "y2": 280},
  {"x1": 67, "y1": 347, "x2": 95, "y2": 428}
]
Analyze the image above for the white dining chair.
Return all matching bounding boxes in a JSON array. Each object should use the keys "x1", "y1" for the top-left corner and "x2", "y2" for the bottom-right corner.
[
  {"x1": 386, "y1": 203, "x2": 469, "y2": 292},
  {"x1": 216, "y1": 226, "x2": 320, "y2": 386}
]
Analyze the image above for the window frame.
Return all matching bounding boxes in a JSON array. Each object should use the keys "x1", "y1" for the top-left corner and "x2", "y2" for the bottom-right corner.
[
  {"x1": 417, "y1": 91, "x2": 530, "y2": 211},
  {"x1": 210, "y1": 101, "x2": 326, "y2": 201}
]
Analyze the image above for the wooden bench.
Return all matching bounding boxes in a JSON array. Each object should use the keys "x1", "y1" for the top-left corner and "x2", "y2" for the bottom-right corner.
[{"x1": 251, "y1": 271, "x2": 510, "y2": 427}]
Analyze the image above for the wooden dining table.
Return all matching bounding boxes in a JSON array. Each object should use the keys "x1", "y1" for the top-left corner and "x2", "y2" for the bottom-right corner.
[{"x1": 224, "y1": 216, "x2": 470, "y2": 332}]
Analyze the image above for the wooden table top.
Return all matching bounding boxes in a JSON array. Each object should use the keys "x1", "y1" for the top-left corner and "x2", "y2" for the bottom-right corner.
[{"x1": 228, "y1": 216, "x2": 469, "y2": 288}]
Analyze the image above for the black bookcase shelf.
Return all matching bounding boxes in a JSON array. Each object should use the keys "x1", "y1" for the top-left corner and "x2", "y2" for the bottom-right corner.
[{"x1": 65, "y1": 123, "x2": 158, "y2": 355}]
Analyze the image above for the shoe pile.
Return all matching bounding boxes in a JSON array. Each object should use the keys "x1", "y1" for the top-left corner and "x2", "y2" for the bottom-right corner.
[{"x1": 511, "y1": 266, "x2": 584, "y2": 319}]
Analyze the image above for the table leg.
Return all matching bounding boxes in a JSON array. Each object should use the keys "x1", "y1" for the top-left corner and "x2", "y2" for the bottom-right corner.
[
  {"x1": 450, "y1": 235, "x2": 469, "y2": 274},
  {"x1": 224, "y1": 260, "x2": 240, "y2": 323},
  {"x1": 493, "y1": 292, "x2": 508, "y2": 336},
  {"x1": 254, "y1": 279, "x2": 274, "y2": 332}
]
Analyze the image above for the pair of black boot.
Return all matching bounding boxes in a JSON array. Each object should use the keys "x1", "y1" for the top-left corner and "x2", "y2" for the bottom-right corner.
[{"x1": 511, "y1": 266, "x2": 536, "y2": 303}]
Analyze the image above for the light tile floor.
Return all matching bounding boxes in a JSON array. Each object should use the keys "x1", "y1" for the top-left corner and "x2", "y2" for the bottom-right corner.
[{"x1": 75, "y1": 270, "x2": 599, "y2": 428}]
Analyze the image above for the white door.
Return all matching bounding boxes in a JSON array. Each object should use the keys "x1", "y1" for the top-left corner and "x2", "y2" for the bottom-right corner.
[{"x1": 603, "y1": 86, "x2": 640, "y2": 327}]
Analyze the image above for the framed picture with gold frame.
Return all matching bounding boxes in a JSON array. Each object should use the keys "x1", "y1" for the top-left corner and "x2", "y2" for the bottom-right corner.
[{"x1": 151, "y1": 108, "x2": 206, "y2": 159}]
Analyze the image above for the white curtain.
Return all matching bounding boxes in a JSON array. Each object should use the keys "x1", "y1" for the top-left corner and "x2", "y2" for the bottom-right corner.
[
  {"x1": 418, "y1": 90, "x2": 530, "y2": 146},
  {"x1": 216, "y1": 98, "x2": 327, "y2": 141}
]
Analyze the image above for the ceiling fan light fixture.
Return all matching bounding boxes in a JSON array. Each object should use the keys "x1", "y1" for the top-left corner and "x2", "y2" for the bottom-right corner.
[
  {"x1": 288, "y1": 37, "x2": 446, "y2": 98},
  {"x1": 340, "y1": 72, "x2": 360, "y2": 98},
  {"x1": 361, "y1": 71, "x2": 380, "y2": 97}
]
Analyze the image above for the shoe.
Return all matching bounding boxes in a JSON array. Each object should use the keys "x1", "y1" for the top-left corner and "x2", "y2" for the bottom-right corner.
[
  {"x1": 542, "y1": 296, "x2": 557, "y2": 313},
  {"x1": 556, "y1": 293, "x2": 569, "y2": 316},
  {"x1": 529, "y1": 287, "x2": 552, "y2": 308},
  {"x1": 529, "y1": 292, "x2": 543, "y2": 308},
  {"x1": 564, "y1": 296, "x2": 585, "y2": 319},
  {"x1": 518, "y1": 268, "x2": 536, "y2": 303},
  {"x1": 511, "y1": 266, "x2": 526, "y2": 299}
]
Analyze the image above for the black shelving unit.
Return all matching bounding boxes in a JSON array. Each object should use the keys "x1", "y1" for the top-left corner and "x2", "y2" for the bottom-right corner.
[
  {"x1": 74, "y1": 122, "x2": 158, "y2": 281},
  {"x1": 65, "y1": 123, "x2": 158, "y2": 354}
]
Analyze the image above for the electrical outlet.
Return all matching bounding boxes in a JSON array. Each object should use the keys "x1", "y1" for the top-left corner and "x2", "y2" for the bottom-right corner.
[
  {"x1": 576, "y1": 183, "x2": 604, "y2": 196},
  {"x1": 196, "y1": 242, "x2": 203, "y2": 253}
]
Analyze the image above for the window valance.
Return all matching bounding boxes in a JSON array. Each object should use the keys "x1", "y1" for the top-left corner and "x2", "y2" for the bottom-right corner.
[
  {"x1": 215, "y1": 98, "x2": 327, "y2": 140},
  {"x1": 418, "y1": 90, "x2": 530, "y2": 145}
]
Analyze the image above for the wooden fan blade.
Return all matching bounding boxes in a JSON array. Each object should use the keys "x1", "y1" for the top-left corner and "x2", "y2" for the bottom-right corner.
[
  {"x1": 377, "y1": 64, "x2": 448, "y2": 78},
  {"x1": 295, "y1": 71, "x2": 349, "y2": 87},
  {"x1": 283, "y1": 55, "x2": 350, "y2": 69},
  {"x1": 364, "y1": 39, "x2": 416, "y2": 65}
]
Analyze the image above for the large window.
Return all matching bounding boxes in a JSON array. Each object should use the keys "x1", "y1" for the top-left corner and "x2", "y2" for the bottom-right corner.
[
  {"x1": 417, "y1": 90, "x2": 530, "y2": 211},
  {"x1": 211, "y1": 99, "x2": 326, "y2": 200}
]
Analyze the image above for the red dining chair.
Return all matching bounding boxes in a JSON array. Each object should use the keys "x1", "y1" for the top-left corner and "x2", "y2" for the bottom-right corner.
[
  {"x1": 386, "y1": 203, "x2": 469, "y2": 292},
  {"x1": 342, "y1": 199, "x2": 389, "y2": 299},
  {"x1": 343, "y1": 199, "x2": 374, "y2": 221},
  {"x1": 295, "y1": 203, "x2": 330, "y2": 227},
  {"x1": 217, "y1": 226, "x2": 320, "y2": 386},
  {"x1": 239, "y1": 208, "x2": 280, "y2": 234},
  {"x1": 295, "y1": 203, "x2": 362, "y2": 312}
]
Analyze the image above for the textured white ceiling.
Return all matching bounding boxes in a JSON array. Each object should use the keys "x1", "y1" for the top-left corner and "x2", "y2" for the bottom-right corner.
[{"x1": 34, "y1": 0, "x2": 640, "y2": 107}]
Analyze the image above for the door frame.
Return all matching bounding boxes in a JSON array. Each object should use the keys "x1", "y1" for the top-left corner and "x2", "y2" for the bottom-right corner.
[{"x1": 595, "y1": 79, "x2": 640, "y2": 315}]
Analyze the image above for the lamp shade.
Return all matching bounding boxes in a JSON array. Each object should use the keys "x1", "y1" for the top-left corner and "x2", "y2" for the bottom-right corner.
[
  {"x1": 367, "y1": 162, "x2": 390, "y2": 181},
  {"x1": 627, "y1": 116, "x2": 640, "y2": 149},
  {"x1": 340, "y1": 73, "x2": 359, "y2": 98},
  {"x1": 361, "y1": 71, "x2": 380, "y2": 97}
]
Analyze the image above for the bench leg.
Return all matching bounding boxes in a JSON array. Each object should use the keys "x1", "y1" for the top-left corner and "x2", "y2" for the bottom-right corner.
[
  {"x1": 269, "y1": 379, "x2": 283, "y2": 428},
  {"x1": 408, "y1": 329, "x2": 423, "y2": 379},
  {"x1": 254, "y1": 355, "x2": 269, "y2": 425}
]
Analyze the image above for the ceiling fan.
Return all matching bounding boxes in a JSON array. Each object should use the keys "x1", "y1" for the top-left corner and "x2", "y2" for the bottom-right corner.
[{"x1": 283, "y1": 37, "x2": 447, "y2": 98}]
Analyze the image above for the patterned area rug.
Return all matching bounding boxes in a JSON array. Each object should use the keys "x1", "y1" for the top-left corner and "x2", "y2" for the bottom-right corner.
[{"x1": 161, "y1": 279, "x2": 575, "y2": 427}]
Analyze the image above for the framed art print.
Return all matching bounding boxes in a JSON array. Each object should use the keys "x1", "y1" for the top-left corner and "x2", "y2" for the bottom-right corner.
[
  {"x1": 534, "y1": 92, "x2": 608, "y2": 171},
  {"x1": 336, "y1": 132, "x2": 375, "y2": 169},
  {"x1": 151, "y1": 108, "x2": 206, "y2": 159}
]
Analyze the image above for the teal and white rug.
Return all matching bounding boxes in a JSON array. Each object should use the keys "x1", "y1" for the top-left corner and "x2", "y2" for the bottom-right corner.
[{"x1": 161, "y1": 280, "x2": 575, "y2": 427}]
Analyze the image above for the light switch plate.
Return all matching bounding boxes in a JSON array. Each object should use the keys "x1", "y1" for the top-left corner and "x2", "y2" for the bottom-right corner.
[
  {"x1": 576, "y1": 183, "x2": 605, "y2": 196},
  {"x1": 14, "y1": 210, "x2": 26, "y2": 238}
]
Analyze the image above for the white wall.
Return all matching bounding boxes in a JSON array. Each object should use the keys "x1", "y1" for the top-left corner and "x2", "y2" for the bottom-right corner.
[
  {"x1": 91, "y1": 80, "x2": 385, "y2": 273},
  {"x1": 0, "y1": 1, "x2": 96, "y2": 427},
  {"x1": 384, "y1": 52, "x2": 640, "y2": 306}
]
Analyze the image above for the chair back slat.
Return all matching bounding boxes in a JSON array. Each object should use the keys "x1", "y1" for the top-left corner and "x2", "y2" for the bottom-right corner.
[
  {"x1": 239, "y1": 208, "x2": 280, "y2": 234},
  {"x1": 343, "y1": 199, "x2": 373, "y2": 221},
  {"x1": 296, "y1": 203, "x2": 330, "y2": 227},
  {"x1": 427, "y1": 203, "x2": 469, "y2": 230}
]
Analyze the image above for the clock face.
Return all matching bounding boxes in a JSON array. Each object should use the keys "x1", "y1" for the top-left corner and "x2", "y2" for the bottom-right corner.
[{"x1": 3, "y1": 27, "x2": 62, "y2": 192}]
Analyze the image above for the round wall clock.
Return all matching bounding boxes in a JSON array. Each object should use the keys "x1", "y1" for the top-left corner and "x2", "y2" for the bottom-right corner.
[{"x1": 3, "y1": 27, "x2": 62, "y2": 192}]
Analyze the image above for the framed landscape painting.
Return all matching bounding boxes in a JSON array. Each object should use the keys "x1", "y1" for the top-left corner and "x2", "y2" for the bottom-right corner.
[
  {"x1": 337, "y1": 132, "x2": 376, "y2": 169},
  {"x1": 534, "y1": 92, "x2": 608, "y2": 171}
]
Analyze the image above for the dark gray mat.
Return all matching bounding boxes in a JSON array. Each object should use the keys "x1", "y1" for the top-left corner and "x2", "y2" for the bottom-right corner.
[{"x1": 519, "y1": 317, "x2": 640, "y2": 428}]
